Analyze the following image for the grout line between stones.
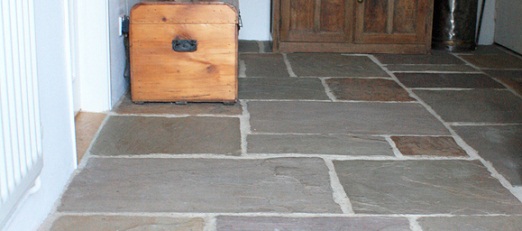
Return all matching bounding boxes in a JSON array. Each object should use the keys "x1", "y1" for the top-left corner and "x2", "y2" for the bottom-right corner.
[
  {"x1": 320, "y1": 78, "x2": 337, "y2": 101},
  {"x1": 282, "y1": 53, "x2": 297, "y2": 77},
  {"x1": 324, "y1": 158, "x2": 354, "y2": 214},
  {"x1": 204, "y1": 215, "x2": 217, "y2": 231},
  {"x1": 369, "y1": 54, "x2": 522, "y2": 203},
  {"x1": 408, "y1": 216, "x2": 423, "y2": 231},
  {"x1": 384, "y1": 136, "x2": 404, "y2": 159},
  {"x1": 239, "y1": 100, "x2": 251, "y2": 155},
  {"x1": 239, "y1": 59, "x2": 247, "y2": 78},
  {"x1": 257, "y1": 41, "x2": 266, "y2": 53}
]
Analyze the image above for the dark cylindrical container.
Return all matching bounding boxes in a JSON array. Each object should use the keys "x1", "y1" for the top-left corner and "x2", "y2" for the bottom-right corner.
[{"x1": 432, "y1": 0, "x2": 478, "y2": 52}]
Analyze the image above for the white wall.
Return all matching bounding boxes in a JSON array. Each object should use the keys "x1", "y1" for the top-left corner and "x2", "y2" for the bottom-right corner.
[
  {"x1": 3, "y1": 0, "x2": 77, "y2": 230},
  {"x1": 76, "y1": 0, "x2": 112, "y2": 112},
  {"x1": 238, "y1": 0, "x2": 272, "y2": 41},
  {"x1": 477, "y1": 0, "x2": 495, "y2": 45},
  {"x1": 108, "y1": 0, "x2": 140, "y2": 106}
]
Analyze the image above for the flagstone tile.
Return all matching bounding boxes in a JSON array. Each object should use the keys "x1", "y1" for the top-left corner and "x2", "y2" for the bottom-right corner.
[
  {"x1": 459, "y1": 53, "x2": 522, "y2": 69},
  {"x1": 374, "y1": 51, "x2": 464, "y2": 65},
  {"x1": 395, "y1": 73, "x2": 504, "y2": 89},
  {"x1": 326, "y1": 78, "x2": 414, "y2": 101},
  {"x1": 286, "y1": 53, "x2": 389, "y2": 77},
  {"x1": 114, "y1": 94, "x2": 242, "y2": 116},
  {"x1": 75, "y1": 112, "x2": 106, "y2": 163},
  {"x1": 484, "y1": 70, "x2": 522, "y2": 96},
  {"x1": 239, "y1": 40, "x2": 259, "y2": 53},
  {"x1": 391, "y1": 136, "x2": 467, "y2": 157},
  {"x1": 414, "y1": 89, "x2": 522, "y2": 123},
  {"x1": 58, "y1": 158, "x2": 341, "y2": 213},
  {"x1": 239, "y1": 78, "x2": 329, "y2": 100},
  {"x1": 418, "y1": 216, "x2": 522, "y2": 231},
  {"x1": 216, "y1": 216, "x2": 410, "y2": 231},
  {"x1": 49, "y1": 216, "x2": 204, "y2": 231},
  {"x1": 247, "y1": 134, "x2": 393, "y2": 156},
  {"x1": 386, "y1": 64, "x2": 478, "y2": 72},
  {"x1": 240, "y1": 53, "x2": 289, "y2": 77},
  {"x1": 333, "y1": 160, "x2": 522, "y2": 214},
  {"x1": 453, "y1": 125, "x2": 522, "y2": 186},
  {"x1": 248, "y1": 101, "x2": 449, "y2": 135},
  {"x1": 90, "y1": 116, "x2": 241, "y2": 155}
]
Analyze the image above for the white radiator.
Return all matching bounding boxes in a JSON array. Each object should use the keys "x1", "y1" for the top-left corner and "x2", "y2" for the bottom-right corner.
[{"x1": 0, "y1": 0, "x2": 43, "y2": 228}]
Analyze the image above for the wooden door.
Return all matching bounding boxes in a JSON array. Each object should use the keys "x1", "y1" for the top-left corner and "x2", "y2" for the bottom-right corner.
[
  {"x1": 279, "y1": 0, "x2": 353, "y2": 43},
  {"x1": 354, "y1": 0, "x2": 432, "y2": 44}
]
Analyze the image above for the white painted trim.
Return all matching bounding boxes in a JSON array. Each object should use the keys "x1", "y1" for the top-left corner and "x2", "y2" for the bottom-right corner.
[{"x1": 76, "y1": 0, "x2": 111, "y2": 112}]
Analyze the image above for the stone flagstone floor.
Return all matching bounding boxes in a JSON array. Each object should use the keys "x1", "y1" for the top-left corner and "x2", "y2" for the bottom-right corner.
[{"x1": 40, "y1": 42, "x2": 522, "y2": 231}]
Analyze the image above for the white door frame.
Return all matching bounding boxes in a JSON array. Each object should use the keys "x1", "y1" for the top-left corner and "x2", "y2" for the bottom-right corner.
[{"x1": 73, "y1": 0, "x2": 112, "y2": 113}]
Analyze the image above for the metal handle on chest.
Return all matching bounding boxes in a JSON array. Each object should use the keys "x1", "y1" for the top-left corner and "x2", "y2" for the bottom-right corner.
[{"x1": 172, "y1": 39, "x2": 198, "y2": 52}]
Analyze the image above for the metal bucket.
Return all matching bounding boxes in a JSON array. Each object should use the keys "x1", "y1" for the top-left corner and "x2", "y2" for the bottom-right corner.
[{"x1": 432, "y1": 0, "x2": 478, "y2": 52}]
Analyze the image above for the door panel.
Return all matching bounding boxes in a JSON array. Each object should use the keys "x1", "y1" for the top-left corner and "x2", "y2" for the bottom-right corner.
[
  {"x1": 355, "y1": 0, "x2": 430, "y2": 44},
  {"x1": 280, "y1": 0, "x2": 353, "y2": 42}
]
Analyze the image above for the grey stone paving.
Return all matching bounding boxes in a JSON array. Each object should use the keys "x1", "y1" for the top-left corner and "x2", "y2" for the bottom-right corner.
[
  {"x1": 287, "y1": 53, "x2": 389, "y2": 77},
  {"x1": 41, "y1": 44, "x2": 522, "y2": 230},
  {"x1": 334, "y1": 160, "x2": 522, "y2": 214},
  {"x1": 49, "y1": 216, "x2": 204, "y2": 231},
  {"x1": 248, "y1": 134, "x2": 393, "y2": 156},
  {"x1": 238, "y1": 40, "x2": 259, "y2": 53},
  {"x1": 386, "y1": 64, "x2": 478, "y2": 72},
  {"x1": 326, "y1": 78, "x2": 414, "y2": 101},
  {"x1": 240, "y1": 54, "x2": 289, "y2": 77},
  {"x1": 115, "y1": 94, "x2": 242, "y2": 115},
  {"x1": 391, "y1": 136, "x2": 467, "y2": 157},
  {"x1": 58, "y1": 158, "x2": 341, "y2": 213},
  {"x1": 453, "y1": 125, "x2": 522, "y2": 186},
  {"x1": 418, "y1": 216, "x2": 522, "y2": 231},
  {"x1": 239, "y1": 77, "x2": 329, "y2": 100},
  {"x1": 216, "y1": 216, "x2": 411, "y2": 231},
  {"x1": 395, "y1": 73, "x2": 505, "y2": 89},
  {"x1": 415, "y1": 89, "x2": 522, "y2": 123},
  {"x1": 90, "y1": 116, "x2": 241, "y2": 155},
  {"x1": 248, "y1": 101, "x2": 449, "y2": 135},
  {"x1": 459, "y1": 53, "x2": 522, "y2": 69},
  {"x1": 374, "y1": 51, "x2": 465, "y2": 65}
]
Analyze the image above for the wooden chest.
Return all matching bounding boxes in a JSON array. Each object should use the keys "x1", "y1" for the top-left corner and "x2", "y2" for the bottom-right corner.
[{"x1": 130, "y1": 0, "x2": 239, "y2": 103}]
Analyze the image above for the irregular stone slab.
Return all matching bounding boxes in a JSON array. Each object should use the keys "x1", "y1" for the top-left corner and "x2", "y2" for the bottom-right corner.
[
  {"x1": 485, "y1": 70, "x2": 522, "y2": 96},
  {"x1": 414, "y1": 89, "x2": 522, "y2": 123},
  {"x1": 248, "y1": 134, "x2": 393, "y2": 156},
  {"x1": 395, "y1": 73, "x2": 504, "y2": 89},
  {"x1": 453, "y1": 125, "x2": 522, "y2": 186},
  {"x1": 333, "y1": 160, "x2": 522, "y2": 214},
  {"x1": 418, "y1": 216, "x2": 522, "y2": 231},
  {"x1": 386, "y1": 64, "x2": 478, "y2": 72},
  {"x1": 239, "y1": 40, "x2": 259, "y2": 53},
  {"x1": 326, "y1": 78, "x2": 415, "y2": 101},
  {"x1": 459, "y1": 53, "x2": 522, "y2": 69},
  {"x1": 90, "y1": 116, "x2": 241, "y2": 155},
  {"x1": 114, "y1": 94, "x2": 242, "y2": 116},
  {"x1": 217, "y1": 216, "x2": 410, "y2": 231},
  {"x1": 248, "y1": 101, "x2": 449, "y2": 135},
  {"x1": 374, "y1": 51, "x2": 464, "y2": 65},
  {"x1": 58, "y1": 158, "x2": 341, "y2": 213},
  {"x1": 457, "y1": 45, "x2": 507, "y2": 55},
  {"x1": 287, "y1": 53, "x2": 389, "y2": 77},
  {"x1": 391, "y1": 136, "x2": 467, "y2": 157},
  {"x1": 75, "y1": 112, "x2": 106, "y2": 163},
  {"x1": 49, "y1": 216, "x2": 204, "y2": 231},
  {"x1": 239, "y1": 78, "x2": 329, "y2": 100},
  {"x1": 240, "y1": 54, "x2": 289, "y2": 77}
]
